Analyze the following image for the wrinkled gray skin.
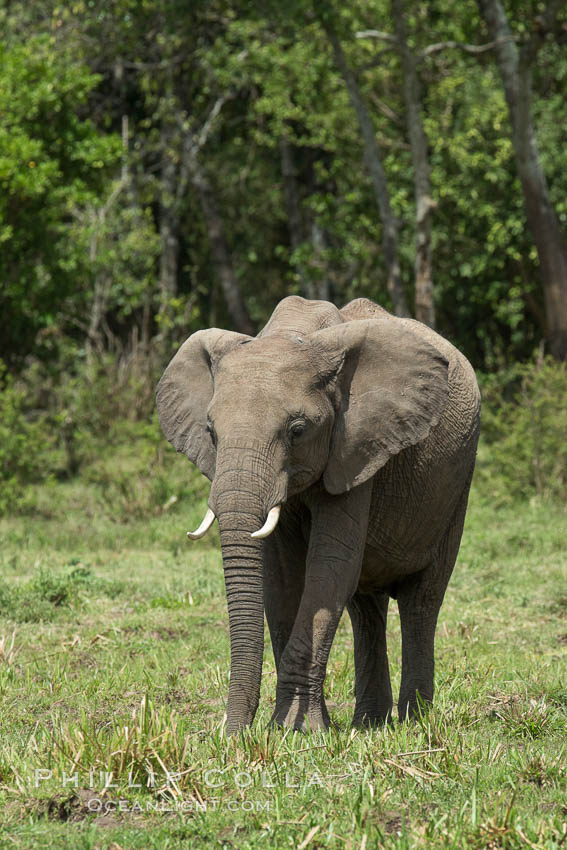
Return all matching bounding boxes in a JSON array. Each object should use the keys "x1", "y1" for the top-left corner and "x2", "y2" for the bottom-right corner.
[{"x1": 156, "y1": 297, "x2": 480, "y2": 733}]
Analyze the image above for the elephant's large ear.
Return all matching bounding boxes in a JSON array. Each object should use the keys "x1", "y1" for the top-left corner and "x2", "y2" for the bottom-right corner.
[
  {"x1": 156, "y1": 329, "x2": 250, "y2": 480},
  {"x1": 312, "y1": 318, "x2": 449, "y2": 494}
]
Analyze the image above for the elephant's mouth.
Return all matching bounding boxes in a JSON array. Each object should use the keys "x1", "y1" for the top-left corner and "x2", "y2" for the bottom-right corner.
[
  {"x1": 187, "y1": 503, "x2": 282, "y2": 540},
  {"x1": 288, "y1": 465, "x2": 318, "y2": 494}
]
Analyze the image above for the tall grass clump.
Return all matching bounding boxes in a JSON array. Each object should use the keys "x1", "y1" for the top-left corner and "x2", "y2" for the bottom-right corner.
[
  {"x1": 478, "y1": 353, "x2": 567, "y2": 504},
  {"x1": 1, "y1": 345, "x2": 207, "y2": 524},
  {"x1": 0, "y1": 361, "x2": 52, "y2": 515}
]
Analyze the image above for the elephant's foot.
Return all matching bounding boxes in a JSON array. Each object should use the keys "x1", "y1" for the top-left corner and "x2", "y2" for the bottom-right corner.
[
  {"x1": 397, "y1": 688, "x2": 432, "y2": 722},
  {"x1": 270, "y1": 688, "x2": 331, "y2": 731},
  {"x1": 352, "y1": 691, "x2": 393, "y2": 728},
  {"x1": 352, "y1": 708, "x2": 393, "y2": 729}
]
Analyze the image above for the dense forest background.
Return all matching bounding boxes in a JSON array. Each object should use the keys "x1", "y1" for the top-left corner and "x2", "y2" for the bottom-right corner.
[{"x1": 1, "y1": 0, "x2": 567, "y2": 512}]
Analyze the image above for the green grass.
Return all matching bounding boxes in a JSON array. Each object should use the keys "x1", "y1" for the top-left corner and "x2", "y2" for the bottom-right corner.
[{"x1": 0, "y1": 471, "x2": 565, "y2": 848}]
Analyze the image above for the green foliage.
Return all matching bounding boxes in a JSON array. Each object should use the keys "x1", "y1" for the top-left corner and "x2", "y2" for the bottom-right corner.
[
  {"x1": 64, "y1": 193, "x2": 161, "y2": 338},
  {"x1": 0, "y1": 0, "x2": 566, "y2": 532},
  {"x1": 0, "y1": 363, "x2": 52, "y2": 515},
  {"x1": 0, "y1": 31, "x2": 121, "y2": 365},
  {"x1": 428, "y1": 64, "x2": 539, "y2": 366},
  {"x1": 16, "y1": 342, "x2": 161, "y2": 483},
  {"x1": 0, "y1": 563, "x2": 124, "y2": 623},
  {"x1": 51, "y1": 352, "x2": 157, "y2": 440},
  {"x1": 82, "y1": 441, "x2": 201, "y2": 524},
  {"x1": 478, "y1": 355, "x2": 567, "y2": 503},
  {"x1": 2, "y1": 0, "x2": 567, "y2": 372},
  {"x1": 1, "y1": 346, "x2": 208, "y2": 522}
]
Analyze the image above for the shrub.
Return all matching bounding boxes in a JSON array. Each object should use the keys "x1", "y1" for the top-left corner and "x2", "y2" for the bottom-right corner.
[
  {"x1": 21, "y1": 339, "x2": 162, "y2": 478},
  {"x1": 478, "y1": 355, "x2": 567, "y2": 503},
  {"x1": 0, "y1": 564, "x2": 125, "y2": 623},
  {"x1": 0, "y1": 362, "x2": 52, "y2": 514},
  {"x1": 82, "y1": 418, "x2": 207, "y2": 523}
]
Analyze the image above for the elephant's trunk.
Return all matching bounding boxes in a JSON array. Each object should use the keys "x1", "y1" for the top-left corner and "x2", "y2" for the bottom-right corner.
[
  {"x1": 211, "y1": 450, "x2": 280, "y2": 732},
  {"x1": 220, "y1": 526, "x2": 264, "y2": 732}
]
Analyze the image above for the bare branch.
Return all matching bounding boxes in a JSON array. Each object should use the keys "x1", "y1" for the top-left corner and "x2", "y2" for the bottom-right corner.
[
  {"x1": 367, "y1": 91, "x2": 405, "y2": 128},
  {"x1": 419, "y1": 36, "x2": 515, "y2": 60},
  {"x1": 357, "y1": 27, "x2": 517, "y2": 62},
  {"x1": 102, "y1": 177, "x2": 126, "y2": 217},
  {"x1": 392, "y1": 0, "x2": 435, "y2": 327},
  {"x1": 188, "y1": 156, "x2": 257, "y2": 336},
  {"x1": 355, "y1": 29, "x2": 397, "y2": 43},
  {"x1": 123, "y1": 55, "x2": 185, "y2": 70},
  {"x1": 176, "y1": 93, "x2": 233, "y2": 204},
  {"x1": 190, "y1": 92, "x2": 233, "y2": 157}
]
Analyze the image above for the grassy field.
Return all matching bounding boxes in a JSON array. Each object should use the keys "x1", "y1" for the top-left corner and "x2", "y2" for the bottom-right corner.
[{"x1": 0, "y1": 457, "x2": 565, "y2": 848}]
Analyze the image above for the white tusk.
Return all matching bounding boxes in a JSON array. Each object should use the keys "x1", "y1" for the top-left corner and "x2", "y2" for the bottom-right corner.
[
  {"x1": 251, "y1": 505, "x2": 281, "y2": 539},
  {"x1": 187, "y1": 508, "x2": 216, "y2": 540}
]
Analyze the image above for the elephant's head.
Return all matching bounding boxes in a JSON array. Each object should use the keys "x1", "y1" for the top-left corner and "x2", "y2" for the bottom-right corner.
[{"x1": 156, "y1": 296, "x2": 449, "y2": 731}]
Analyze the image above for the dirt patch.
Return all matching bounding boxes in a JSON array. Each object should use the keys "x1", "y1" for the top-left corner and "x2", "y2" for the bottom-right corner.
[
  {"x1": 120, "y1": 624, "x2": 189, "y2": 641},
  {"x1": 366, "y1": 808, "x2": 408, "y2": 836},
  {"x1": 195, "y1": 697, "x2": 223, "y2": 707},
  {"x1": 485, "y1": 692, "x2": 521, "y2": 717},
  {"x1": 163, "y1": 687, "x2": 191, "y2": 705},
  {"x1": 37, "y1": 788, "x2": 145, "y2": 828},
  {"x1": 149, "y1": 626, "x2": 189, "y2": 641},
  {"x1": 67, "y1": 650, "x2": 98, "y2": 671},
  {"x1": 383, "y1": 812, "x2": 404, "y2": 834}
]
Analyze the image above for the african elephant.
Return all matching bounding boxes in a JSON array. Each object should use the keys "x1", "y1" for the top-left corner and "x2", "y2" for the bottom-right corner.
[{"x1": 156, "y1": 296, "x2": 480, "y2": 733}]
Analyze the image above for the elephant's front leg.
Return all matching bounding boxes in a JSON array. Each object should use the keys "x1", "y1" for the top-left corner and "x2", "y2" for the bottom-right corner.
[
  {"x1": 272, "y1": 482, "x2": 372, "y2": 731},
  {"x1": 263, "y1": 506, "x2": 309, "y2": 672}
]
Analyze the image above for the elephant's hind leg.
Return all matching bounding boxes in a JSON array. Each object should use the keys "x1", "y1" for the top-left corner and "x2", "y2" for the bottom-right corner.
[
  {"x1": 347, "y1": 590, "x2": 393, "y2": 726},
  {"x1": 396, "y1": 480, "x2": 473, "y2": 721}
]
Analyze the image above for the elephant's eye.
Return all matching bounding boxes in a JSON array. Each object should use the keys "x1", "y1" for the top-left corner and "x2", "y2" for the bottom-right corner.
[
  {"x1": 206, "y1": 421, "x2": 217, "y2": 446},
  {"x1": 289, "y1": 422, "x2": 306, "y2": 442}
]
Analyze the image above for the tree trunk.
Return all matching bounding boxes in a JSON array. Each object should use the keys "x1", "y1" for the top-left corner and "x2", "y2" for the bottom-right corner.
[
  {"x1": 156, "y1": 153, "x2": 180, "y2": 355},
  {"x1": 392, "y1": 0, "x2": 436, "y2": 328},
  {"x1": 189, "y1": 158, "x2": 256, "y2": 337},
  {"x1": 159, "y1": 147, "x2": 180, "y2": 315},
  {"x1": 477, "y1": 0, "x2": 567, "y2": 360},
  {"x1": 322, "y1": 20, "x2": 409, "y2": 317},
  {"x1": 157, "y1": 67, "x2": 180, "y2": 344},
  {"x1": 279, "y1": 137, "x2": 310, "y2": 296},
  {"x1": 86, "y1": 205, "x2": 109, "y2": 363},
  {"x1": 310, "y1": 221, "x2": 332, "y2": 302}
]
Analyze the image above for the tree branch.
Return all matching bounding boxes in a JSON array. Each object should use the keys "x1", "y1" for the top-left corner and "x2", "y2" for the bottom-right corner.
[
  {"x1": 191, "y1": 92, "x2": 233, "y2": 156},
  {"x1": 355, "y1": 29, "x2": 397, "y2": 43},
  {"x1": 419, "y1": 36, "x2": 515, "y2": 59},
  {"x1": 477, "y1": 0, "x2": 567, "y2": 359},
  {"x1": 176, "y1": 93, "x2": 232, "y2": 204},
  {"x1": 367, "y1": 91, "x2": 405, "y2": 128},
  {"x1": 356, "y1": 28, "x2": 517, "y2": 61}
]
